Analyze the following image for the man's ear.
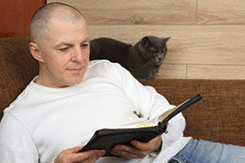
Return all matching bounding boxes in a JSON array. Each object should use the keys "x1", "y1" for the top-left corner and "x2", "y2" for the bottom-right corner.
[{"x1": 29, "y1": 42, "x2": 44, "y2": 63}]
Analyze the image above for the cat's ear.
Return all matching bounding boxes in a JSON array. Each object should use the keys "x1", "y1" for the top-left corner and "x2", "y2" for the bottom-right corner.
[
  {"x1": 142, "y1": 37, "x2": 151, "y2": 47},
  {"x1": 162, "y1": 37, "x2": 171, "y2": 44}
]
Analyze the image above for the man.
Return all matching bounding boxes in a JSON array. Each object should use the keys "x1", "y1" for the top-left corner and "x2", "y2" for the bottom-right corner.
[{"x1": 0, "y1": 2, "x2": 244, "y2": 163}]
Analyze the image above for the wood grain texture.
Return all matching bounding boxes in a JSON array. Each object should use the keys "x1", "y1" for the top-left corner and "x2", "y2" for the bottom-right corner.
[
  {"x1": 158, "y1": 64, "x2": 187, "y2": 79},
  {"x1": 187, "y1": 65, "x2": 245, "y2": 80},
  {"x1": 198, "y1": 0, "x2": 245, "y2": 25},
  {"x1": 88, "y1": 25, "x2": 245, "y2": 65},
  {"x1": 88, "y1": 25, "x2": 245, "y2": 79},
  {"x1": 48, "y1": 0, "x2": 197, "y2": 25}
]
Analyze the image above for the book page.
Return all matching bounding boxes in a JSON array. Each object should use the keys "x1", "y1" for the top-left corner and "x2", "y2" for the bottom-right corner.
[
  {"x1": 107, "y1": 122, "x2": 155, "y2": 129},
  {"x1": 157, "y1": 99, "x2": 189, "y2": 123}
]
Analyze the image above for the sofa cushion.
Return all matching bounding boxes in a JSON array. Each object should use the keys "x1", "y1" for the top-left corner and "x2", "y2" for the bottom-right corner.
[
  {"x1": 0, "y1": 36, "x2": 38, "y2": 119},
  {"x1": 142, "y1": 79, "x2": 245, "y2": 146}
]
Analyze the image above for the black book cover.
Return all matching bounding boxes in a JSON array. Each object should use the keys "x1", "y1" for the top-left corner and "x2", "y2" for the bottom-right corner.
[{"x1": 79, "y1": 94, "x2": 203, "y2": 156}]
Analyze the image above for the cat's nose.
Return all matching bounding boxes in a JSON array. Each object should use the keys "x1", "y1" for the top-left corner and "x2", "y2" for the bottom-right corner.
[
  {"x1": 157, "y1": 55, "x2": 163, "y2": 61},
  {"x1": 155, "y1": 55, "x2": 164, "y2": 65}
]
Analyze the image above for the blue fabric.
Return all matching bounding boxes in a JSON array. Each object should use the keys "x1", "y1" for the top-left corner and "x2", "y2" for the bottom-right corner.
[{"x1": 168, "y1": 139, "x2": 245, "y2": 163}]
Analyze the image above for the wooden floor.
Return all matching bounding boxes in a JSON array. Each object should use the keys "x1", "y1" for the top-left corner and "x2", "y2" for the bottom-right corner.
[{"x1": 48, "y1": 0, "x2": 245, "y2": 80}]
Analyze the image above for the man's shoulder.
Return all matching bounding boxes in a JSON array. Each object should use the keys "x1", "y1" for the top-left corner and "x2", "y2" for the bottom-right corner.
[
  {"x1": 88, "y1": 59, "x2": 123, "y2": 72},
  {"x1": 89, "y1": 59, "x2": 118, "y2": 67},
  {"x1": 3, "y1": 80, "x2": 36, "y2": 115},
  {"x1": 85, "y1": 60, "x2": 126, "y2": 82}
]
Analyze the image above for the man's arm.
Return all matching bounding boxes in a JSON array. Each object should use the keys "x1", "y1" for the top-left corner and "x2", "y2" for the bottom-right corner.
[{"x1": 0, "y1": 113, "x2": 39, "y2": 163}]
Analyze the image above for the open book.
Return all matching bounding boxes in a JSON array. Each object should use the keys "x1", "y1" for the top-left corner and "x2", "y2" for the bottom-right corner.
[{"x1": 79, "y1": 94, "x2": 203, "y2": 156}]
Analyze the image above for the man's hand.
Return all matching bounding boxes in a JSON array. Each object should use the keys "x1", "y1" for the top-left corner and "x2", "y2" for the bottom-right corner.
[
  {"x1": 54, "y1": 146, "x2": 105, "y2": 163},
  {"x1": 111, "y1": 136, "x2": 162, "y2": 159}
]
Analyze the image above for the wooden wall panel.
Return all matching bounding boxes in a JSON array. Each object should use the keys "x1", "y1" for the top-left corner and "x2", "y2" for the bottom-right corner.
[
  {"x1": 88, "y1": 25, "x2": 245, "y2": 65},
  {"x1": 198, "y1": 0, "x2": 245, "y2": 25},
  {"x1": 158, "y1": 64, "x2": 187, "y2": 79},
  {"x1": 165, "y1": 25, "x2": 245, "y2": 65},
  {"x1": 48, "y1": 0, "x2": 197, "y2": 25},
  {"x1": 187, "y1": 65, "x2": 245, "y2": 80}
]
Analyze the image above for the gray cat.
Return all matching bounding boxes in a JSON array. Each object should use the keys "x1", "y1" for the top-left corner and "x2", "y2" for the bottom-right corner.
[{"x1": 89, "y1": 36, "x2": 170, "y2": 81}]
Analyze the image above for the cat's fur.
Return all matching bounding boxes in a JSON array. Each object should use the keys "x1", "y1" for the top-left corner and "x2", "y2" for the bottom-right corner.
[{"x1": 89, "y1": 36, "x2": 170, "y2": 81}]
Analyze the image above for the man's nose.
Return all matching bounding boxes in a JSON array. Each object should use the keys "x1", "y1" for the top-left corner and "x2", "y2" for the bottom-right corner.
[{"x1": 71, "y1": 47, "x2": 85, "y2": 62}]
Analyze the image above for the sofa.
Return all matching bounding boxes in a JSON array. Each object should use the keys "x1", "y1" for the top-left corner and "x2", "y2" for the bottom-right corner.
[{"x1": 0, "y1": 36, "x2": 244, "y2": 146}]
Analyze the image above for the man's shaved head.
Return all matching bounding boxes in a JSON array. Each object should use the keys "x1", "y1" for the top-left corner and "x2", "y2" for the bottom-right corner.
[{"x1": 30, "y1": 2, "x2": 86, "y2": 47}]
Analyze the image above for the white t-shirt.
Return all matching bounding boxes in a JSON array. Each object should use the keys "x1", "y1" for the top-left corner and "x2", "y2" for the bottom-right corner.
[{"x1": 0, "y1": 60, "x2": 191, "y2": 163}]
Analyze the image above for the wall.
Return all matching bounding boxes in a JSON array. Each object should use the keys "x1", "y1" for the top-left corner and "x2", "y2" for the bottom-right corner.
[
  {"x1": 48, "y1": 0, "x2": 245, "y2": 80},
  {"x1": 0, "y1": 0, "x2": 47, "y2": 37}
]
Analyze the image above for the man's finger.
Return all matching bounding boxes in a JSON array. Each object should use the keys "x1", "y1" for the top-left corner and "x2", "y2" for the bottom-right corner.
[
  {"x1": 111, "y1": 145, "x2": 148, "y2": 158},
  {"x1": 131, "y1": 136, "x2": 162, "y2": 151},
  {"x1": 71, "y1": 150, "x2": 105, "y2": 162},
  {"x1": 54, "y1": 146, "x2": 105, "y2": 163}
]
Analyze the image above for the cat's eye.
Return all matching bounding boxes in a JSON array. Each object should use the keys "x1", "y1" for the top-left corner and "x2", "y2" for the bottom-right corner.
[{"x1": 149, "y1": 45, "x2": 156, "y2": 52}]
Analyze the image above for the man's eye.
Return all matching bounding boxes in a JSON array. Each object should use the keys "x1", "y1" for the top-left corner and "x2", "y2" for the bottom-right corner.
[
  {"x1": 59, "y1": 47, "x2": 69, "y2": 52},
  {"x1": 81, "y1": 44, "x2": 89, "y2": 48}
]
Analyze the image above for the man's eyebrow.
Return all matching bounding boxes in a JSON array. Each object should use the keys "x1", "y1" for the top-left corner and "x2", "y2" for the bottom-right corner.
[
  {"x1": 55, "y1": 42, "x2": 73, "y2": 49},
  {"x1": 82, "y1": 38, "x2": 90, "y2": 43},
  {"x1": 54, "y1": 38, "x2": 90, "y2": 49}
]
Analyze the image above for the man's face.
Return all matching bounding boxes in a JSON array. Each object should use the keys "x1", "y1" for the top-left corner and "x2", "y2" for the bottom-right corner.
[{"x1": 37, "y1": 18, "x2": 90, "y2": 88}]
